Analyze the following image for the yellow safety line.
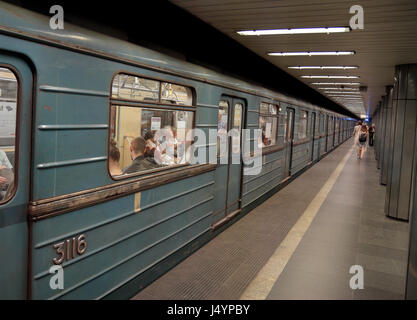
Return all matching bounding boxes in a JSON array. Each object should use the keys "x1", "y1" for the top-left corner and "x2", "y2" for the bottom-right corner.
[{"x1": 240, "y1": 145, "x2": 354, "y2": 300}]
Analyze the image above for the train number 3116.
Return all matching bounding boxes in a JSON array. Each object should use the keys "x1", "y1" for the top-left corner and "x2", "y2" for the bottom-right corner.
[{"x1": 53, "y1": 234, "x2": 87, "y2": 265}]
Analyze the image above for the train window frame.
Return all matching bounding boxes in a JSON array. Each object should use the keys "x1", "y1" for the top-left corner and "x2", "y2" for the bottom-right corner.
[
  {"x1": 258, "y1": 101, "x2": 280, "y2": 150},
  {"x1": 0, "y1": 65, "x2": 19, "y2": 205},
  {"x1": 108, "y1": 72, "x2": 197, "y2": 181}
]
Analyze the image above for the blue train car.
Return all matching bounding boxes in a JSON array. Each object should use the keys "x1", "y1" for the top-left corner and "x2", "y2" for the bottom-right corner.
[{"x1": 0, "y1": 2, "x2": 356, "y2": 299}]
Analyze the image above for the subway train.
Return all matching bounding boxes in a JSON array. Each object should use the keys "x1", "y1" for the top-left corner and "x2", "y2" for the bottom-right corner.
[{"x1": 0, "y1": 3, "x2": 356, "y2": 299}]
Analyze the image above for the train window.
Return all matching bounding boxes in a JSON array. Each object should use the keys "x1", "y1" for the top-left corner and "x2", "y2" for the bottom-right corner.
[
  {"x1": 112, "y1": 74, "x2": 160, "y2": 103},
  {"x1": 161, "y1": 82, "x2": 193, "y2": 106},
  {"x1": 328, "y1": 116, "x2": 333, "y2": 133},
  {"x1": 0, "y1": 67, "x2": 17, "y2": 203},
  {"x1": 110, "y1": 105, "x2": 194, "y2": 177},
  {"x1": 320, "y1": 114, "x2": 324, "y2": 135},
  {"x1": 112, "y1": 74, "x2": 193, "y2": 107},
  {"x1": 110, "y1": 73, "x2": 195, "y2": 179},
  {"x1": 259, "y1": 102, "x2": 279, "y2": 147},
  {"x1": 298, "y1": 110, "x2": 308, "y2": 139}
]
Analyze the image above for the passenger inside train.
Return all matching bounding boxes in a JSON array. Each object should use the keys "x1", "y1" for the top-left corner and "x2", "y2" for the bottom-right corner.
[
  {"x1": 0, "y1": 67, "x2": 17, "y2": 203},
  {"x1": 108, "y1": 139, "x2": 123, "y2": 176},
  {"x1": 122, "y1": 137, "x2": 160, "y2": 174}
]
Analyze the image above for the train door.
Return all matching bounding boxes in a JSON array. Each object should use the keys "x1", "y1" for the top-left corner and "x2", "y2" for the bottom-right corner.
[
  {"x1": 283, "y1": 108, "x2": 295, "y2": 177},
  {"x1": 213, "y1": 96, "x2": 245, "y2": 225},
  {"x1": 310, "y1": 112, "x2": 316, "y2": 162},
  {"x1": 0, "y1": 54, "x2": 32, "y2": 299}
]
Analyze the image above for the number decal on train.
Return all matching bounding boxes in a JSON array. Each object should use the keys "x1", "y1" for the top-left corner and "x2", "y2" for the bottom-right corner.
[{"x1": 53, "y1": 234, "x2": 87, "y2": 265}]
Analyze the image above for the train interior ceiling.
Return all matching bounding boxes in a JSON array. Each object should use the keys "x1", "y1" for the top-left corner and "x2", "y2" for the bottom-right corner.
[{"x1": 0, "y1": 0, "x2": 417, "y2": 300}]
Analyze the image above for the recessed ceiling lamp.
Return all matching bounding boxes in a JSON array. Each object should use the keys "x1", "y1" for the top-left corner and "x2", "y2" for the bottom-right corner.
[
  {"x1": 289, "y1": 66, "x2": 358, "y2": 70},
  {"x1": 268, "y1": 51, "x2": 355, "y2": 56},
  {"x1": 237, "y1": 27, "x2": 350, "y2": 36},
  {"x1": 311, "y1": 82, "x2": 360, "y2": 85},
  {"x1": 301, "y1": 75, "x2": 359, "y2": 79}
]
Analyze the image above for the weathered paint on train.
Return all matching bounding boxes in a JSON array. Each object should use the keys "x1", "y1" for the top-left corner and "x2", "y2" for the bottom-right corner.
[{"x1": 0, "y1": 2, "x2": 356, "y2": 299}]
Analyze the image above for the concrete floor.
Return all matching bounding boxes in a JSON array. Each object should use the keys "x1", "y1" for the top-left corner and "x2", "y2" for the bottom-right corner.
[
  {"x1": 133, "y1": 141, "x2": 409, "y2": 300},
  {"x1": 267, "y1": 144, "x2": 409, "y2": 299}
]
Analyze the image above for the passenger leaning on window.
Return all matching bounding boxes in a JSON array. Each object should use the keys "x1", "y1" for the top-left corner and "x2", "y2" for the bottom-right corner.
[
  {"x1": 123, "y1": 137, "x2": 160, "y2": 175},
  {"x1": 109, "y1": 139, "x2": 123, "y2": 176},
  {"x1": 0, "y1": 149, "x2": 14, "y2": 200}
]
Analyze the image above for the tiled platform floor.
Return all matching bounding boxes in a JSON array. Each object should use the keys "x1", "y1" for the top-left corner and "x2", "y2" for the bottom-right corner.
[{"x1": 133, "y1": 141, "x2": 409, "y2": 300}]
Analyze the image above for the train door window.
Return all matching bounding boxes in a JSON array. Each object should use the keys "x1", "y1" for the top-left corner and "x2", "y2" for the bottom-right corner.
[
  {"x1": 0, "y1": 67, "x2": 18, "y2": 203},
  {"x1": 110, "y1": 73, "x2": 195, "y2": 179},
  {"x1": 259, "y1": 102, "x2": 279, "y2": 147},
  {"x1": 217, "y1": 100, "x2": 229, "y2": 158},
  {"x1": 298, "y1": 110, "x2": 308, "y2": 139}
]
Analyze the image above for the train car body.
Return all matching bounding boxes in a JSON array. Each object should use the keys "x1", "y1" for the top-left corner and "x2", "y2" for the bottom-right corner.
[{"x1": 0, "y1": 2, "x2": 356, "y2": 299}]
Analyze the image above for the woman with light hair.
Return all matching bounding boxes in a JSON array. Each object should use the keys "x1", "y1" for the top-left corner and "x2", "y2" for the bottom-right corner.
[{"x1": 355, "y1": 123, "x2": 369, "y2": 159}]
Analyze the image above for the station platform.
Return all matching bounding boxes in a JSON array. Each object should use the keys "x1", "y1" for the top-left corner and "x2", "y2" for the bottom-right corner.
[{"x1": 133, "y1": 140, "x2": 409, "y2": 300}]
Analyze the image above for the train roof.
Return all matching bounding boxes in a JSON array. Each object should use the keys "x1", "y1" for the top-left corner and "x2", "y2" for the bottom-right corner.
[{"x1": 0, "y1": 1, "x2": 351, "y2": 117}]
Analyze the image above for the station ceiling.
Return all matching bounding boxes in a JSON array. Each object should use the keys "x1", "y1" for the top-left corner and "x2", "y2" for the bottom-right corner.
[{"x1": 170, "y1": 0, "x2": 417, "y2": 118}]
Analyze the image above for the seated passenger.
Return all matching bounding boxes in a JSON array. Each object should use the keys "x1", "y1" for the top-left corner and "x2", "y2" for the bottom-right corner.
[
  {"x1": 154, "y1": 126, "x2": 176, "y2": 165},
  {"x1": 0, "y1": 149, "x2": 14, "y2": 201},
  {"x1": 109, "y1": 139, "x2": 123, "y2": 176},
  {"x1": 123, "y1": 137, "x2": 159, "y2": 174},
  {"x1": 144, "y1": 131, "x2": 156, "y2": 158}
]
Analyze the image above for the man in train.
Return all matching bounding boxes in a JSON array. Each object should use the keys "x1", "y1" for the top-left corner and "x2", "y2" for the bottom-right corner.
[{"x1": 123, "y1": 137, "x2": 160, "y2": 175}]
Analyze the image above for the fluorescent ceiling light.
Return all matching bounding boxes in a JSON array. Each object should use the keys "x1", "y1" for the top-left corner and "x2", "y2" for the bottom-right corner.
[
  {"x1": 301, "y1": 75, "x2": 359, "y2": 79},
  {"x1": 318, "y1": 87, "x2": 359, "y2": 90},
  {"x1": 311, "y1": 82, "x2": 360, "y2": 85},
  {"x1": 324, "y1": 91, "x2": 362, "y2": 94},
  {"x1": 329, "y1": 95, "x2": 363, "y2": 97},
  {"x1": 268, "y1": 51, "x2": 355, "y2": 56},
  {"x1": 289, "y1": 66, "x2": 358, "y2": 70},
  {"x1": 237, "y1": 27, "x2": 350, "y2": 36}
]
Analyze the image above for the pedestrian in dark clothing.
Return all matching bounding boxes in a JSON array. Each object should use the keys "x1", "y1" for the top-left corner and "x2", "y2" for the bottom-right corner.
[
  {"x1": 368, "y1": 124, "x2": 375, "y2": 146},
  {"x1": 123, "y1": 137, "x2": 160, "y2": 174}
]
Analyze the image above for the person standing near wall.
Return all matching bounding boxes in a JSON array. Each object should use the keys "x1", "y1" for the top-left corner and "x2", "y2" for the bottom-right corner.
[{"x1": 368, "y1": 123, "x2": 376, "y2": 146}]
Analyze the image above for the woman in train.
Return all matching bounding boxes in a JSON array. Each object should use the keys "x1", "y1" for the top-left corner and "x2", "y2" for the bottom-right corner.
[{"x1": 144, "y1": 131, "x2": 157, "y2": 158}]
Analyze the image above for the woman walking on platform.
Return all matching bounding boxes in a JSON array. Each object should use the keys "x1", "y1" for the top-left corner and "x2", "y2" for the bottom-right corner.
[{"x1": 356, "y1": 123, "x2": 369, "y2": 159}]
